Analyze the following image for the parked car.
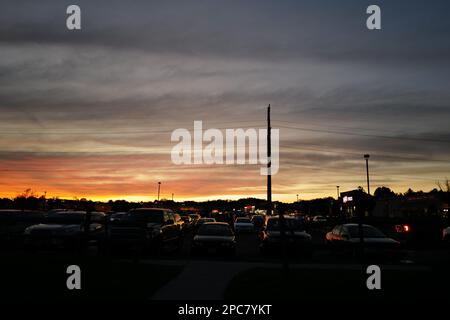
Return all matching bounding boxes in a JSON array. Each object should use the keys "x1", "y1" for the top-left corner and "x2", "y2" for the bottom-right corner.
[
  {"x1": 194, "y1": 217, "x2": 216, "y2": 232},
  {"x1": 191, "y1": 222, "x2": 236, "y2": 256},
  {"x1": 189, "y1": 214, "x2": 201, "y2": 225},
  {"x1": 107, "y1": 212, "x2": 127, "y2": 223},
  {"x1": 23, "y1": 211, "x2": 105, "y2": 251},
  {"x1": 326, "y1": 223, "x2": 401, "y2": 257},
  {"x1": 0, "y1": 210, "x2": 45, "y2": 247},
  {"x1": 251, "y1": 215, "x2": 266, "y2": 231},
  {"x1": 107, "y1": 208, "x2": 182, "y2": 254},
  {"x1": 180, "y1": 215, "x2": 193, "y2": 229},
  {"x1": 312, "y1": 215, "x2": 328, "y2": 224},
  {"x1": 234, "y1": 217, "x2": 254, "y2": 233},
  {"x1": 259, "y1": 216, "x2": 312, "y2": 256}
]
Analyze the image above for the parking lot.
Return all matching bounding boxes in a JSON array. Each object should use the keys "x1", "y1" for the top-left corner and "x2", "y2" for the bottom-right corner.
[{"x1": 105, "y1": 225, "x2": 450, "y2": 267}]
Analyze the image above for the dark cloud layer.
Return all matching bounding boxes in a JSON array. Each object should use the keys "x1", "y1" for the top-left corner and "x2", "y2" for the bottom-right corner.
[{"x1": 0, "y1": 0, "x2": 449, "y2": 200}]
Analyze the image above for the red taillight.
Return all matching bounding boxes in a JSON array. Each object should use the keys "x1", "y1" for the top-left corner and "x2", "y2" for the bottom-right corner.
[{"x1": 395, "y1": 224, "x2": 411, "y2": 233}]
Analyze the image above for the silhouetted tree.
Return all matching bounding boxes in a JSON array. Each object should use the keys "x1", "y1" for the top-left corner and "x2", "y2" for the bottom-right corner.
[{"x1": 374, "y1": 186, "x2": 395, "y2": 199}]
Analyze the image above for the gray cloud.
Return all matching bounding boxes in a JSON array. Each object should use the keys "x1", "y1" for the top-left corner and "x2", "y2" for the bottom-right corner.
[{"x1": 0, "y1": 0, "x2": 449, "y2": 199}]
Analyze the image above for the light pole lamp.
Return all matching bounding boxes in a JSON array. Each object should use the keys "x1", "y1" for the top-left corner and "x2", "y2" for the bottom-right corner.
[{"x1": 364, "y1": 154, "x2": 370, "y2": 195}]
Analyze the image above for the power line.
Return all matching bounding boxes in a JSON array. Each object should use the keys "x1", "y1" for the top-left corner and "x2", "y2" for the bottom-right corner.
[
  {"x1": 281, "y1": 144, "x2": 450, "y2": 163},
  {"x1": 276, "y1": 124, "x2": 450, "y2": 144},
  {"x1": 0, "y1": 121, "x2": 266, "y2": 135}
]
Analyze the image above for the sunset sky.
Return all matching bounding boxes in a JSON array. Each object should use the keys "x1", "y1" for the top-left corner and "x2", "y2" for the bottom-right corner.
[{"x1": 1, "y1": 0, "x2": 449, "y2": 202}]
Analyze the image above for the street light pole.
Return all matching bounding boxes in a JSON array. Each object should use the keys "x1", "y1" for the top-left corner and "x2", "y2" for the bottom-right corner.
[
  {"x1": 364, "y1": 154, "x2": 370, "y2": 195},
  {"x1": 336, "y1": 186, "x2": 340, "y2": 199},
  {"x1": 296, "y1": 194, "x2": 299, "y2": 202}
]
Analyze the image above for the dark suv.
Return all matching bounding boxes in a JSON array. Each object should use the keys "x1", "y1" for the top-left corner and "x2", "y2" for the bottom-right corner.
[{"x1": 107, "y1": 208, "x2": 182, "y2": 253}]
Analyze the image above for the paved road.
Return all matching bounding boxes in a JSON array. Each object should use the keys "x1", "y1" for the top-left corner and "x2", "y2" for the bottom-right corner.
[{"x1": 149, "y1": 258, "x2": 431, "y2": 300}]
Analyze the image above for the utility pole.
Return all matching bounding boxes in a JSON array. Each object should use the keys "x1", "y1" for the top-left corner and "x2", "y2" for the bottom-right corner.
[
  {"x1": 172, "y1": 193, "x2": 174, "y2": 201},
  {"x1": 336, "y1": 186, "x2": 340, "y2": 199},
  {"x1": 43, "y1": 191, "x2": 47, "y2": 211},
  {"x1": 157, "y1": 182, "x2": 161, "y2": 201},
  {"x1": 267, "y1": 104, "x2": 272, "y2": 216},
  {"x1": 364, "y1": 154, "x2": 370, "y2": 195},
  {"x1": 296, "y1": 194, "x2": 299, "y2": 202}
]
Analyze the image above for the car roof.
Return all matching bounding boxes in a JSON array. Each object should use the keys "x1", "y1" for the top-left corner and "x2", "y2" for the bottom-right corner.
[
  {"x1": 340, "y1": 223, "x2": 375, "y2": 228},
  {"x1": 131, "y1": 208, "x2": 169, "y2": 211},
  {"x1": 267, "y1": 215, "x2": 297, "y2": 220},
  {"x1": 203, "y1": 222, "x2": 230, "y2": 226},
  {"x1": 48, "y1": 210, "x2": 86, "y2": 214},
  {"x1": 0, "y1": 209, "x2": 42, "y2": 213}
]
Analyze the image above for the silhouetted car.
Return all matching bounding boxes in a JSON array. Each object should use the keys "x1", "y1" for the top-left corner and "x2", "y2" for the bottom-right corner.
[
  {"x1": 443, "y1": 227, "x2": 450, "y2": 244},
  {"x1": 313, "y1": 216, "x2": 327, "y2": 223},
  {"x1": 107, "y1": 208, "x2": 181, "y2": 253},
  {"x1": 251, "y1": 215, "x2": 266, "y2": 231},
  {"x1": 234, "y1": 217, "x2": 254, "y2": 233},
  {"x1": 107, "y1": 212, "x2": 127, "y2": 223},
  {"x1": 189, "y1": 214, "x2": 201, "y2": 225},
  {"x1": 326, "y1": 223, "x2": 401, "y2": 256},
  {"x1": 191, "y1": 222, "x2": 236, "y2": 256},
  {"x1": 259, "y1": 216, "x2": 312, "y2": 256},
  {"x1": 194, "y1": 217, "x2": 216, "y2": 233},
  {"x1": 0, "y1": 210, "x2": 45, "y2": 247},
  {"x1": 23, "y1": 211, "x2": 105, "y2": 251},
  {"x1": 311, "y1": 215, "x2": 328, "y2": 227}
]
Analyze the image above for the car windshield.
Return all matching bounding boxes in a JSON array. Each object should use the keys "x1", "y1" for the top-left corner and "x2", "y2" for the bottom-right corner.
[
  {"x1": 347, "y1": 225, "x2": 386, "y2": 238},
  {"x1": 198, "y1": 224, "x2": 233, "y2": 236},
  {"x1": 267, "y1": 218, "x2": 305, "y2": 231},
  {"x1": 236, "y1": 218, "x2": 251, "y2": 223},
  {"x1": 127, "y1": 210, "x2": 164, "y2": 223}
]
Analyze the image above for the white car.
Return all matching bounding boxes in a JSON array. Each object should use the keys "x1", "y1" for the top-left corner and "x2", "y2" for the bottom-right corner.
[{"x1": 234, "y1": 217, "x2": 254, "y2": 233}]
